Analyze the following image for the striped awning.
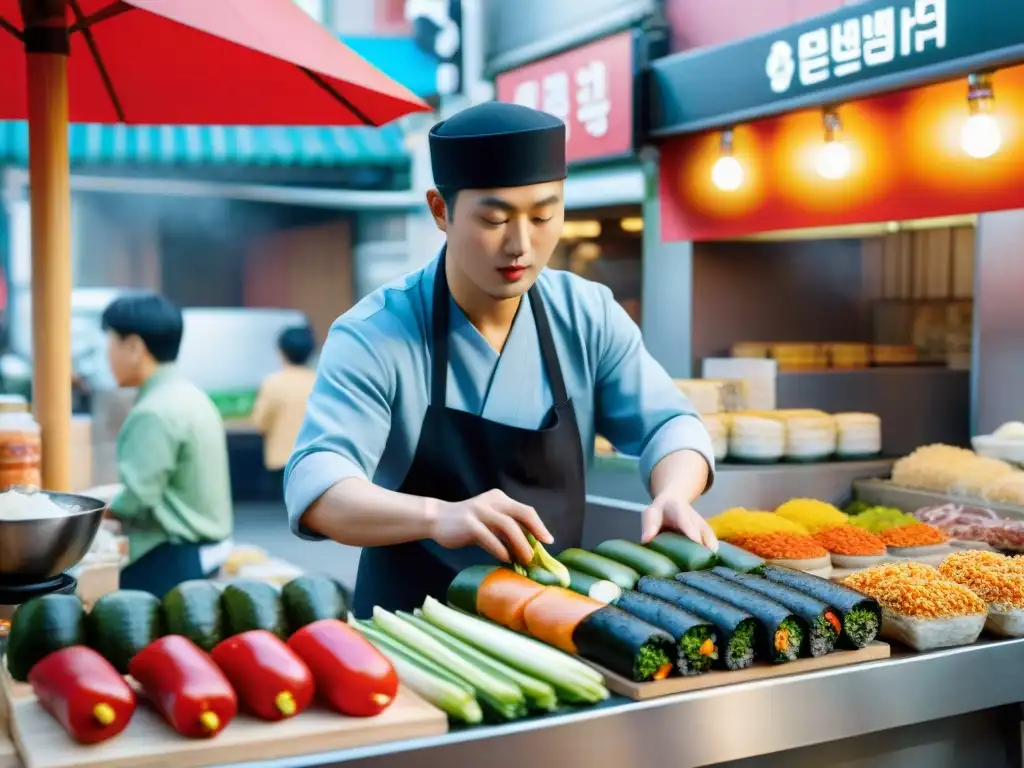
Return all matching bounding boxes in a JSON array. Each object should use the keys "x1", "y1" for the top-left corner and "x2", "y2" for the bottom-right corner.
[{"x1": 0, "y1": 121, "x2": 408, "y2": 169}]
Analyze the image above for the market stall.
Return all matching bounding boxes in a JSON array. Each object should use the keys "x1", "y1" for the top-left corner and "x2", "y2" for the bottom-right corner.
[{"x1": 617, "y1": 0, "x2": 1024, "y2": 513}]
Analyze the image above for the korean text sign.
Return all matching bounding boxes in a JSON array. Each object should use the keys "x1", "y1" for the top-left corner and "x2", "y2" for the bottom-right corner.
[
  {"x1": 495, "y1": 31, "x2": 635, "y2": 164},
  {"x1": 651, "y1": 0, "x2": 1024, "y2": 135}
]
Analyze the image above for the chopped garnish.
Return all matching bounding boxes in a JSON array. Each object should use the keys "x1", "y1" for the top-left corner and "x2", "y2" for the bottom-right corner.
[
  {"x1": 879, "y1": 523, "x2": 949, "y2": 548},
  {"x1": 726, "y1": 533, "x2": 829, "y2": 560}
]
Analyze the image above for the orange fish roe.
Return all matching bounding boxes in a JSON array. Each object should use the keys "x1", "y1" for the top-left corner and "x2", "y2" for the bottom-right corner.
[
  {"x1": 879, "y1": 523, "x2": 949, "y2": 548},
  {"x1": 938, "y1": 552, "x2": 1024, "y2": 608},
  {"x1": 840, "y1": 574, "x2": 986, "y2": 619},
  {"x1": 726, "y1": 533, "x2": 828, "y2": 560},
  {"x1": 813, "y1": 525, "x2": 887, "y2": 556}
]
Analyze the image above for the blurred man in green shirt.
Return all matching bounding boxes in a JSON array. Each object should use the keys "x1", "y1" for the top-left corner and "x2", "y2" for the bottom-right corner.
[{"x1": 102, "y1": 294, "x2": 233, "y2": 597}]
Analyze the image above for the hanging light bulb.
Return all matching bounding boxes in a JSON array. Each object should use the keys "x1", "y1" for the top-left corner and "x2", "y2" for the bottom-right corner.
[
  {"x1": 816, "y1": 107, "x2": 851, "y2": 180},
  {"x1": 961, "y1": 72, "x2": 1002, "y2": 159},
  {"x1": 711, "y1": 129, "x2": 743, "y2": 191}
]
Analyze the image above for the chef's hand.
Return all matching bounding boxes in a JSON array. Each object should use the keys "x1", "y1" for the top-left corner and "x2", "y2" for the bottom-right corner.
[
  {"x1": 641, "y1": 495, "x2": 718, "y2": 551},
  {"x1": 431, "y1": 489, "x2": 554, "y2": 565}
]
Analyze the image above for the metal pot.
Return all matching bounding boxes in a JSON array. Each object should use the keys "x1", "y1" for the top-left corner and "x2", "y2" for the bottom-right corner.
[{"x1": 0, "y1": 492, "x2": 106, "y2": 581}]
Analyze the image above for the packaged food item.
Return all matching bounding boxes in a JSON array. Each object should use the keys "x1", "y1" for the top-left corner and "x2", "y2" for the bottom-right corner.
[
  {"x1": 775, "y1": 499, "x2": 849, "y2": 533},
  {"x1": 938, "y1": 551, "x2": 1024, "y2": 636},
  {"x1": 841, "y1": 565, "x2": 987, "y2": 651},
  {"x1": 0, "y1": 396, "x2": 41, "y2": 491}
]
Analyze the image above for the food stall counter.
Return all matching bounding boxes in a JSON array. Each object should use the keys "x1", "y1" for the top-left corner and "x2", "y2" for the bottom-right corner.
[{"x1": 212, "y1": 638, "x2": 1024, "y2": 768}]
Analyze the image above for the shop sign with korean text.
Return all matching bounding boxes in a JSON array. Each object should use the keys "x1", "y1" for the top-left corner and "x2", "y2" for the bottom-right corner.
[
  {"x1": 651, "y1": 0, "x2": 1024, "y2": 135},
  {"x1": 495, "y1": 31, "x2": 636, "y2": 164}
]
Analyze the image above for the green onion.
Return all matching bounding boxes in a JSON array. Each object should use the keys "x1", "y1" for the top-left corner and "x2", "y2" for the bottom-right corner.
[
  {"x1": 348, "y1": 618, "x2": 482, "y2": 723},
  {"x1": 374, "y1": 607, "x2": 526, "y2": 720},
  {"x1": 406, "y1": 610, "x2": 558, "y2": 712},
  {"x1": 349, "y1": 617, "x2": 472, "y2": 693},
  {"x1": 420, "y1": 597, "x2": 609, "y2": 704}
]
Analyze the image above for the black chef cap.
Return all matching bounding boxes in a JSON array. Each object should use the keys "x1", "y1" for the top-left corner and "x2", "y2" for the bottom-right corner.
[{"x1": 429, "y1": 102, "x2": 567, "y2": 190}]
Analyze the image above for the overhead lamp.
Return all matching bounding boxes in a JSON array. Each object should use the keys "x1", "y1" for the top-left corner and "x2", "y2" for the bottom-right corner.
[
  {"x1": 816, "y1": 107, "x2": 851, "y2": 180},
  {"x1": 961, "y1": 72, "x2": 1002, "y2": 159},
  {"x1": 711, "y1": 129, "x2": 743, "y2": 192}
]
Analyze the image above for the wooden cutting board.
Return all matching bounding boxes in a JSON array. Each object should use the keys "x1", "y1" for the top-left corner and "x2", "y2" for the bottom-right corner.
[
  {"x1": 2, "y1": 670, "x2": 446, "y2": 768},
  {"x1": 589, "y1": 641, "x2": 890, "y2": 701}
]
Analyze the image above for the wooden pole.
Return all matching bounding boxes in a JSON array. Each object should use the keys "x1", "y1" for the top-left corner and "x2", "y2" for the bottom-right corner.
[{"x1": 24, "y1": 0, "x2": 71, "y2": 491}]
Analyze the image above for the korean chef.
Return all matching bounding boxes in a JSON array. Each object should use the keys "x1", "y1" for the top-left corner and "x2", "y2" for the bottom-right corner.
[{"x1": 285, "y1": 102, "x2": 717, "y2": 617}]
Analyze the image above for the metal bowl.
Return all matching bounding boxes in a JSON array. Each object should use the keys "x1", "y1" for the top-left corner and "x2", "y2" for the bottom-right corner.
[{"x1": 0, "y1": 491, "x2": 106, "y2": 581}]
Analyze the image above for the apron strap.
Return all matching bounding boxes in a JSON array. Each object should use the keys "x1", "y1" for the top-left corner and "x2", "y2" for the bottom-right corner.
[{"x1": 430, "y1": 247, "x2": 570, "y2": 407}]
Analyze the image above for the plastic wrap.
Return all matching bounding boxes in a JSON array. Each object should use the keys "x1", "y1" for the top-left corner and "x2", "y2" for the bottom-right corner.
[{"x1": 879, "y1": 609, "x2": 986, "y2": 651}]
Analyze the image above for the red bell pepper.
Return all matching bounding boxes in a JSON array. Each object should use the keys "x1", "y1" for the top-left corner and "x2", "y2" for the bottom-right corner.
[
  {"x1": 28, "y1": 646, "x2": 136, "y2": 745},
  {"x1": 287, "y1": 619, "x2": 397, "y2": 717},
  {"x1": 210, "y1": 630, "x2": 314, "y2": 721},
  {"x1": 129, "y1": 635, "x2": 238, "y2": 738}
]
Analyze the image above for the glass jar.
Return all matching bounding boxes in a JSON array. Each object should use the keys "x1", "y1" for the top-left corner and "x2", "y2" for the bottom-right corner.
[{"x1": 0, "y1": 395, "x2": 42, "y2": 492}]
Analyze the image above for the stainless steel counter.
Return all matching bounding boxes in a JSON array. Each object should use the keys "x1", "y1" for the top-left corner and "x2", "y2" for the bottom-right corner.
[
  {"x1": 588, "y1": 455, "x2": 895, "y2": 511},
  {"x1": 219, "y1": 639, "x2": 1024, "y2": 768}
]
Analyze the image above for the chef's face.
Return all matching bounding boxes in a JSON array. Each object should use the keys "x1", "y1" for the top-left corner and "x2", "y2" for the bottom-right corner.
[{"x1": 428, "y1": 181, "x2": 565, "y2": 300}]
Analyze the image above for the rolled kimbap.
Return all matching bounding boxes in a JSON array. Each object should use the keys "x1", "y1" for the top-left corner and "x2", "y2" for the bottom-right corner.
[
  {"x1": 675, "y1": 571, "x2": 805, "y2": 663},
  {"x1": 638, "y1": 576, "x2": 757, "y2": 670},
  {"x1": 713, "y1": 567, "x2": 841, "y2": 657},
  {"x1": 761, "y1": 564, "x2": 881, "y2": 649},
  {"x1": 616, "y1": 591, "x2": 718, "y2": 675},
  {"x1": 571, "y1": 604, "x2": 677, "y2": 682}
]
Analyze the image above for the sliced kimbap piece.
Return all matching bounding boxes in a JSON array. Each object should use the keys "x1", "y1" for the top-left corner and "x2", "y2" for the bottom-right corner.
[
  {"x1": 761, "y1": 564, "x2": 881, "y2": 649},
  {"x1": 675, "y1": 571, "x2": 805, "y2": 663},
  {"x1": 571, "y1": 604, "x2": 677, "y2": 682},
  {"x1": 638, "y1": 576, "x2": 757, "y2": 670},
  {"x1": 616, "y1": 591, "x2": 717, "y2": 675},
  {"x1": 713, "y1": 567, "x2": 841, "y2": 657}
]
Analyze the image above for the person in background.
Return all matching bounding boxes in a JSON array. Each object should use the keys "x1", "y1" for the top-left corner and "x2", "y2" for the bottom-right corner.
[
  {"x1": 251, "y1": 325, "x2": 318, "y2": 496},
  {"x1": 102, "y1": 294, "x2": 234, "y2": 597}
]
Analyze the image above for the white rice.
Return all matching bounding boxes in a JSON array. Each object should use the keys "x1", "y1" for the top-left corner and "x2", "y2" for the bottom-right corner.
[{"x1": 0, "y1": 490, "x2": 79, "y2": 521}]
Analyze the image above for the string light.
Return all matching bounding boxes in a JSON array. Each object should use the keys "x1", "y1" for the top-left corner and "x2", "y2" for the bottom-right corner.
[
  {"x1": 816, "y1": 107, "x2": 851, "y2": 180},
  {"x1": 711, "y1": 129, "x2": 743, "y2": 191},
  {"x1": 961, "y1": 72, "x2": 1002, "y2": 159}
]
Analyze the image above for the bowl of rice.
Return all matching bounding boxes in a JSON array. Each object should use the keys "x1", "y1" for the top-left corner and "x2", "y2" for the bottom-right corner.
[{"x1": 0, "y1": 489, "x2": 106, "y2": 581}]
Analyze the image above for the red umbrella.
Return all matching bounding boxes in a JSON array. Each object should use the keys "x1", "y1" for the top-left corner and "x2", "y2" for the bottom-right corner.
[{"x1": 0, "y1": 0, "x2": 430, "y2": 490}]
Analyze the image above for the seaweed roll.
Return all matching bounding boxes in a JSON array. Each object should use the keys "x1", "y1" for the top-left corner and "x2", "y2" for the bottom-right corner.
[
  {"x1": 571, "y1": 604, "x2": 677, "y2": 682},
  {"x1": 676, "y1": 571, "x2": 805, "y2": 663},
  {"x1": 713, "y1": 567, "x2": 840, "y2": 657},
  {"x1": 761, "y1": 564, "x2": 881, "y2": 649},
  {"x1": 616, "y1": 591, "x2": 718, "y2": 675},
  {"x1": 638, "y1": 576, "x2": 758, "y2": 670}
]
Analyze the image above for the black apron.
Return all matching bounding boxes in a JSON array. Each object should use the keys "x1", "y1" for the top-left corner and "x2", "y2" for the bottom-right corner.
[
  {"x1": 119, "y1": 542, "x2": 218, "y2": 599},
  {"x1": 352, "y1": 252, "x2": 586, "y2": 617}
]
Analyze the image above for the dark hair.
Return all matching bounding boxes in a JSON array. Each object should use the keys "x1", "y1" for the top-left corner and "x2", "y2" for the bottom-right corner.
[
  {"x1": 278, "y1": 325, "x2": 316, "y2": 365},
  {"x1": 435, "y1": 185, "x2": 459, "y2": 217},
  {"x1": 101, "y1": 293, "x2": 184, "y2": 363}
]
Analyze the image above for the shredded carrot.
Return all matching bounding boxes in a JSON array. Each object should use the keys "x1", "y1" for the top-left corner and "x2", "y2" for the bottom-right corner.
[
  {"x1": 879, "y1": 523, "x2": 949, "y2": 548},
  {"x1": 726, "y1": 533, "x2": 829, "y2": 560},
  {"x1": 824, "y1": 611, "x2": 842, "y2": 635},
  {"x1": 841, "y1": 566, "x2": 986, "y2": 618},
  {"x1": 938, "y1": 551, "x2": 1024, "y2": 608},
  {"x1": 653, "y1": 663, "x2": 673, "y2": 681},
  {"x1": 813, "y1": 525, "x2": 887, "y2": 556},
  {"x1": 699, "y1": 638, "x2": 716, "y2": 656},
  {"x1": 774, "y1": 627, "x2": 790, "y2": 652}
]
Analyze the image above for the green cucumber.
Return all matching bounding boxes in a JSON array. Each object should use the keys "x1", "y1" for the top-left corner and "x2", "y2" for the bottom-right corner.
[
  {"x1": 281, "y1": 575, "x2": 348, "y2": 634},
  {"x1": 594, "y1": 539, "x2": 680, "y2": 578},
  {"x1": 557, "y1": 548, "x2": 641, "y2": 589},
  {"x1": 404, "y1": 610, "x2": 558, "y2": 712},
  {"x1": 525, "y1": 565, "x2": 561, "y2": 586},
  {"x1": 162, "y1": 580, "x2": 225, "y2": 653},
  {"x1": 565, "y1": 569, "x2": 622, "y2": 603},
  {"x1": 6, "y1": 594, "x2": 85, "y2": 681},
  {"x1": 647, "y1": 532, "x2": 719, "y2": 571},
  {"x1": 446, "y1": 564, "x2": 500, "y2": 615},
  {"x1": 86, "y1": 590, "x2": 164, "y2": 674},
  {"x1": 715, "y1": 542, "x2": 767, "y2": 574},
  {"x1": 221, "y1": 579, "x2": 287, "y2": 639}
]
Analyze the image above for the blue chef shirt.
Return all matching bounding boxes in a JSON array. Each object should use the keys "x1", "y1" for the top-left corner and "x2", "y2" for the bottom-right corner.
[{"x1": 285, "y1": 254, "x2": 715, "y2": 538}]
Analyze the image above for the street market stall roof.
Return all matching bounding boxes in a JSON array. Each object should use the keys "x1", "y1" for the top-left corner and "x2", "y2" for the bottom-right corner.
[{"x1": 648, "y1": 0, "x2": 1024, "y2": 137}]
